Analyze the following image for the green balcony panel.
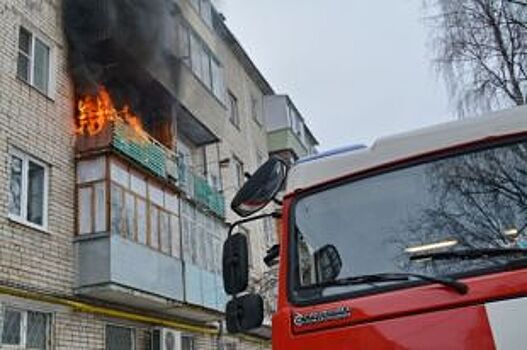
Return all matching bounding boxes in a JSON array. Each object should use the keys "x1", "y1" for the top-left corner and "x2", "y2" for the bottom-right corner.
[{"x1": 112, "y1": 121, "x2": 167, "y2": 178}]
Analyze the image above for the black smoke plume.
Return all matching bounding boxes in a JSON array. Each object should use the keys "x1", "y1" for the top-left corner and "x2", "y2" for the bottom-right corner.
[{"x1": 63, "y1": 0, "x2": 181, "y2": 132}]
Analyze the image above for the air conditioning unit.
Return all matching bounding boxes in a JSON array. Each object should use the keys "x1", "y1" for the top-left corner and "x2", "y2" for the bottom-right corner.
[{"x1": 152, "y1": 328, "x2": 181, "y2": 350}]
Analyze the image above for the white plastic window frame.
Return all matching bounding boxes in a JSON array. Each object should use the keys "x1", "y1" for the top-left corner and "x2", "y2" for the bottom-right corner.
[
  {"x1": 1, "y1": 307, "x2": 51, "y2": 350},
  {"x1": 17, "y1": 25, "x2": 56, "y2": 99},
  {"x1": 8, "y1": 148, "x2": 49, "y2": 232}
]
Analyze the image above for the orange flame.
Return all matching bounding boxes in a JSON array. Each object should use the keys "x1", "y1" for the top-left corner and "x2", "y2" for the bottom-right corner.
[{"x1": 76, "y1": 86, "x2": 144, "y2": 137}]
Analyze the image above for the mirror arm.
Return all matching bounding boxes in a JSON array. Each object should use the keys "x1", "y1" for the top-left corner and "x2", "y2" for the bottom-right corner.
[{"x1": 228, "y1": 212, "x2": 282, "y2": 237}]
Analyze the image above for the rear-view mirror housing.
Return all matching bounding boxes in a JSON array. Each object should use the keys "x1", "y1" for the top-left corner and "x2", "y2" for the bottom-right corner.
[
  {"x1": 226, "y1": 294, "x2": 264, "y2": 333},
  {"x1": 231, "y1": 157, "x2": 288, "y2": 217},
  {"x1": 223, "y1": 233, "x2": 249, "y2": 295}
]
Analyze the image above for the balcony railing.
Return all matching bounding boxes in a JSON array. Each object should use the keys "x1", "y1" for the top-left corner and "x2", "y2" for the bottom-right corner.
[{"x1": 178, "y1": 164, "x2": 225, "y2": 218}]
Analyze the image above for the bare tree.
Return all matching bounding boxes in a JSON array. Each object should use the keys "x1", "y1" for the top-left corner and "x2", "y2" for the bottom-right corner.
[{"x1": 427, "y1": 0, "x2": 527, "y2": 115}]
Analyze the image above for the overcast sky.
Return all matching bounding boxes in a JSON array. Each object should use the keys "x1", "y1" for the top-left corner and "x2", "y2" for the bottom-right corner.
[{"x1": 220, "y1": 1, "x2": 456, "y2": 151}]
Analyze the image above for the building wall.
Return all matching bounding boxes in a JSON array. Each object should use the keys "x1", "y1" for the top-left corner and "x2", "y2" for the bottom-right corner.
[
  {"x1": 0, "y1": 0, "x2": 76, "y2": 295},
  {"x1": 216, "y1": 37, "x2": 270, "y2": 278}
]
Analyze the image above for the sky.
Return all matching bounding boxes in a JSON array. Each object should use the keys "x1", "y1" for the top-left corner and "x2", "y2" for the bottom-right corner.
[{"x1": 219, "y1": 1, "x2": 456, "y2": 151}]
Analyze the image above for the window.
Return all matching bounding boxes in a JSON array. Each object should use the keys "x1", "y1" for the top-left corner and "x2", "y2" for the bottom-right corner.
[
  {"x1": 17, "y1": 27, "x2": 51, "y2": 95},
  {"x1": 251, "y1": 95, "x2": 262, "y2": 125},
  {"x1": 181, "y1": 334, "x2": 196, "y2": 350},
  {"x1": 211, "y1": 58, "x2": 225, "y2": 101},
  {"x1": 177, "y1": 19, "x2": 225, "y2": 103},
  {"x1": 9, "y1": 150, "x2": 48, "y2": 229},
  {"x1": 1, "y1": 308, "x2": 50, "y2": 349},
  {"x1": 106, "y1": 325, "x2": 134, "y2": 350},
  {"x1": 232, "y1": 156, "x2": 244, "y2": 189},
  {"x1": 228, "y1": 91, "x2": 240, "y2": 128},
  {"x1": 189, "y1": 0, "x2": 213, "y2": 28}
]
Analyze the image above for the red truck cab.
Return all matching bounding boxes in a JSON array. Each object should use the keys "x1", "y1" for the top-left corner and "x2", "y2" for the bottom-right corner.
[{"x1": 226, "y1": 106, "x2": 527, "y2": 349}]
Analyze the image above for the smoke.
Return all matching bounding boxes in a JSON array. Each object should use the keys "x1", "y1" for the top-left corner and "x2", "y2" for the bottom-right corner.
[{"x1": 63, "y1": 0, "x2": 178, "y2": 99}]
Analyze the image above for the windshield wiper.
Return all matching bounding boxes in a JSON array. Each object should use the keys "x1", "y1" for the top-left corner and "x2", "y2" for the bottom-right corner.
[
  {"x1": 312, "y1": 272, "x2": 468, "y2": 295},
  {"x1": 409, "y1": 248, "x2": 527, "y2": 261}
]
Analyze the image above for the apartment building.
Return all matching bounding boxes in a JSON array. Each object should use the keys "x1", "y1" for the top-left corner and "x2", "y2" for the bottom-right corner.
[{"x1": 0, "y1": 0, "x2": 288, "y2": 349}]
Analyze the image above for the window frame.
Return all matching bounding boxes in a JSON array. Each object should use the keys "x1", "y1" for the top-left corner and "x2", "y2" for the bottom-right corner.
[
  {"x1": 250, "y1": 95, "x2": 263, "y2": 126},
  {"x1": 1, "y1": 307, "x2": 51, "y2": 350},
  {"x1": 232, "y1": 156, "x2": 244, "y2": 190},
  {"x1": 16, "y1": 26, "x2": 53, "y2": 98},
  {"x1": 176, "y1": 18, "x2": 225, "y2": 104},
  {"x1": 228, "y1": 91, "x2": 240, "y2": 129},
  {"x1": 105, "y1": 324, "x2": 135, "y2": 350},
  {"x1": 8, "y1": 148, "x2": 49, "y2": 231},
  {"x1": 181, "y1": 334, "x2": 196, "y2": 350}
]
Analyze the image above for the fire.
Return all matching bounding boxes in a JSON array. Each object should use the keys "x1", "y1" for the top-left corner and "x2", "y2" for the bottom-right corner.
[{"x1": 76, "y1": 86, "x2": 144, "y2": 137}]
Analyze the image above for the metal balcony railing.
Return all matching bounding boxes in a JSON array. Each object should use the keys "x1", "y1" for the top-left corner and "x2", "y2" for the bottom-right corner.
[{"x1": 178, "y1": 165, "x2": 225, "y2": 218}]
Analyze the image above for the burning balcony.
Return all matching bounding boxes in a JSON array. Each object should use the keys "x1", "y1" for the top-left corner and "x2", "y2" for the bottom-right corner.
[
  {"x1": 74, "y1": 87, "x2": 224, "y2": 218},
  {"x1": 74, "y1": 87, "x2": 227, "y2": 318}
]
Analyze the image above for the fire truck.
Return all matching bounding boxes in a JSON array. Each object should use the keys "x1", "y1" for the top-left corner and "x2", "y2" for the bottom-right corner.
[{"x1": 223, "y1": 106, "x2": 527, "y2": 349}]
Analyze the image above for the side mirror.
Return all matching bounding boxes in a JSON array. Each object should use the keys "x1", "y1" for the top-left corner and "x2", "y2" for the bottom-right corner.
[
  {"x1": 231, "y1": 157, "x2": 288, "y2": 217},
  {"x1": 315, "y1": 244, "x2": 342, "y2": 283},
  {"x1": 223, "y1": 233, "x2": 249, "y2": 295},
  {"x1": 226, "y1": 294, "x2": 264, "y2": 333}
]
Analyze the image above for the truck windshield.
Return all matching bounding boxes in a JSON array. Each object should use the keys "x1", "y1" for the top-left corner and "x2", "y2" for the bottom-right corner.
[{"x1": 291, "y1": 139, "x2": 527, "y2": 303}]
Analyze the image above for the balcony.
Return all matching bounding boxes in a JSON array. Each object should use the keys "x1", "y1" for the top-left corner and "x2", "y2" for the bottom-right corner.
[
  {"x1": 267, "y1": 128, "x2": 309, "y2": 159},
  {"x1": 74, "y1": 119, "x2": 229, "y2": 320},
  {"x1": 76, "y1": 118, "x2": 225, "y2": 218}
]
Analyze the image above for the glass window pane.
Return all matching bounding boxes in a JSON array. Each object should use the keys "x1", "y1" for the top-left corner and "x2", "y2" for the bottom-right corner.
[
  {"x1": 2, "y1": 309, "x2": 21, "y2": 345},
  {"x1": 33, "y1": 38, "x2": 50, "y2": 94},
  {"x1": 190, "y1": 33, "x2": 201, "y2": 77},
  {"x1": 77, "y1": 157, "x2": 106, "y2": 184},
  {"x1": 211, "y1": 59, "x2": 224, "y2": 102},
  {"x1": 106, "y1": 325, "x2": 133, "y2": 350},
  {"x1": 148, "y1": 183, "x2": 164, "y2": 207},
  {"x1": 130, "y1": 173, "x2": 146, "y2": 197},
  {"x1": 111, "y1": 184, "x2": 124, "y2": 235},
  {"x1": 79, "y1": 187, "x2": 93, "y2": 235},
  {"x1": 165, "y1": 193, "x2": 178, "y2": 214},
  {"x1": 201, "y1": 0, "x2": 213, "y2": 27},
  {"x1": 27, "y1": 311, "x2": 48, "y2": 349},
  {"x1": 94, "y1": 182, "x2": 107, "y2": 233},
  {"x1": 27, "y1": 161, "x2": 45, "y2": 226},
  {"x1": 201, "y1": 49, "x2": 212, "y2": 89},
  {"x1": 182, "y1": 215, "x2": 191, "y2": 261},
  {"x1": 111, "y1": 162, "x2": 129, "y2": 188},
  {"x1": 9, "y1": 155, "x2": 23, "y2": 217},
  {"x1": 171, "y1": 214, "x2": 180, "y2": 258},
  {"x1": 17, "y1": 53, "x2": 30, "y2": 82},
  {"x1": 18, "y1": 28, "x2": 31, "y2": 54},
  {"x1": 150, "y1": 206, "x2": 159, "y2": 249},
  {"x1": 160, "y1": 211, "x2": 170, "y2": 254},
  {"x1": 178, "y1": 22, "x2": 191, "y2": 66},
  {"x1": 124, "y1": 193, "x2": 135, "y2": 239},
  {"x1": 137, "y1": 199, "x2": 147, "y2": 244},
  {"x1": 182, "y1": 335, "x2": 195, "y2": 350}
]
